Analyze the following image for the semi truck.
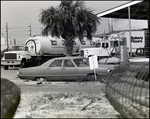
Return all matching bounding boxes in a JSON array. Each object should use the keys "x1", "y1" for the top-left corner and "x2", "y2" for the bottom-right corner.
[
  {"x1": 1, "y1": 35, "x2": 95, "y2": 70},
  {"x1": 80, "y1": 30, "x2": 147, "y2": 61},
  {"x1": 80, "y1": 37, "x2": 124, "y2": 61}
]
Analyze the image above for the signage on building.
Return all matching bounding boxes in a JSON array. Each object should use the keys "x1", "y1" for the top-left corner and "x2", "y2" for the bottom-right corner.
[{"x1": 131, "y1": 36, "x2": 143, "y2": 43}]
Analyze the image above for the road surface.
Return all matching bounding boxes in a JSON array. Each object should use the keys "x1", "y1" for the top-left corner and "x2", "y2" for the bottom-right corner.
[{"x1": 1, "y1": 66, "x2": 106, "y2": 93}]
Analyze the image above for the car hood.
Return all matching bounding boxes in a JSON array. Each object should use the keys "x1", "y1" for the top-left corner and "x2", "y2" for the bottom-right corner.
[
  {"x1": 98, "y1": 64, "x2": 119, "y2": 70},
  {"x1": 18, "y1": 66, "x2": 43, "y2": 75}
]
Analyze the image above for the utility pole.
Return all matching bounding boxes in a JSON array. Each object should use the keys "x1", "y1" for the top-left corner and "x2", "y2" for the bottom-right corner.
[
  {"x1": 103, "y1": 29, "x2": 106, "y2": 40},
  {"x1": 109, "y1": 18, "x2": 113, "y2": 32},
  {"x1": 29, "y1": 23, "x2": 32, "y2": 37},
  {"x1": 6, "y1": 22, "x2": 9, "y2": 49},
  {"x1": 14, "y1": 39, "x2": 16, "y2": 45}
]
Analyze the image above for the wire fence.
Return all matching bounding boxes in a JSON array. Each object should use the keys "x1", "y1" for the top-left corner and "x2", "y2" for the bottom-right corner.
[
  {"x1": 1, "y1": 78, "x2": 21, "y2": 118},
  {"x1": 104, "y1": 61, "x2": 149, "y2": 118}
]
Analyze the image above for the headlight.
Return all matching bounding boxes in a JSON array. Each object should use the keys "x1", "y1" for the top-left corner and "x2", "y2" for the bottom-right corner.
[
  {"x1": 18, "y1": 55, "x2": 21, "y2": 59},
  {"x1": 107, "y1": 70, "x2": 110, "y2": 72}
]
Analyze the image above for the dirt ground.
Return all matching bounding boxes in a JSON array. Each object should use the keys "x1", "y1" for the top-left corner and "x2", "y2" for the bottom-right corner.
[{"x1": 13, "y1": 81, "x2": 122, "y2": 118}]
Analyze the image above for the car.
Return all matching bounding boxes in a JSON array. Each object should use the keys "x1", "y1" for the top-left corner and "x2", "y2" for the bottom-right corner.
[
  {"x1": 17, "y1": 56, "x2": 119, "y2": 81},
  {"x1": 132, "y1": 48, "x2": 146, "y2": 57},
  {"x1": 98, "y1": 56, "x2": 120, "y2": 64}
]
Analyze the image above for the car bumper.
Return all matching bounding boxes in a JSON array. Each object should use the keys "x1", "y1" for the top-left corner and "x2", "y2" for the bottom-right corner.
[
  {"x1": 17, "y1": 71, "x2": 35, "y2": 80},
  {"x1": 1, "y1": 60, "x2": 21, "y2": 66}
]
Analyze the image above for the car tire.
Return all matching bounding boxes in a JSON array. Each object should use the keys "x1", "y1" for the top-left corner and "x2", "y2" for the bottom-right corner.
[
  {"x1": 77, "y1": 78, "x2": 83, "y2": 82},
  {"x1": 20, "y1": 59, "x2": 26, "y2": 68},
  {"x1": 43, "y1": 78, "x2": 48, "y2": 83},
  {"x1": 4, "y1": 66, "x2": 8, "y2": 70},
  {"x1": 87, "y1": 74, "x2": 95, "y2": 81}
]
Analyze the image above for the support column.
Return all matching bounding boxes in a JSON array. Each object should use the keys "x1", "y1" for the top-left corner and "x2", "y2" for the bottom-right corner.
[{"x1": 128, "y1": 6, "x2": 132, "y2": 58}]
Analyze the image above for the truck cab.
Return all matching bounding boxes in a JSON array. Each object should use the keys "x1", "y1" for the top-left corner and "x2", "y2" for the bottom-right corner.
[
  {"x1": 1, "y1": 45, "x2": 31, "y2": 70},
  {"x1": 80, "y1": 39, "x2": 119, "y2": 61}
]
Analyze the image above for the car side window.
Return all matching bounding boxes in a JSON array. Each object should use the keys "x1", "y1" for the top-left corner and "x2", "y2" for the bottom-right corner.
[
  {"x1": 49, "y1": 60, "x2": 62, "y2": 67},
  {"x1": 63, "y1": 60, "x2": 75, "y2": 67},
  {"x1": 74, "y1": 59, "x2": 88, "y2": 67}
]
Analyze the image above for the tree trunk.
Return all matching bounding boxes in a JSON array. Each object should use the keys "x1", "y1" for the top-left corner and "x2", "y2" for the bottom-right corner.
[{"x1": 64, "y1": 37, "x2": 74, "y2": 56}]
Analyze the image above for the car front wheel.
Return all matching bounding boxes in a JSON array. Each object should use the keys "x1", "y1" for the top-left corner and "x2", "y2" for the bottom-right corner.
[
  {"x1": 87, "y1": 74, "x2": 96, "y2": 81},
  {"x1": 4, "y1": 66, "x2": 8, "y2": 70},
  {"x1": 20, "y1": 60, "x2": 26, "y2": 68},
  {"x1": 35, "y1": 77, "x2": 48, "y2": 84}
]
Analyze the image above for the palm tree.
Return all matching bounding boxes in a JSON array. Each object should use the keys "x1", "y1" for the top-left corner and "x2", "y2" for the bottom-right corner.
[{"x1": 39, "y1": 0, "x2": 100, "y2": 56}]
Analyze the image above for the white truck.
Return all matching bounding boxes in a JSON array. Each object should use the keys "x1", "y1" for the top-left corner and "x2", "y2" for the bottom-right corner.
[
  {"x1": 80, "y1": 37, "x2": 123, "y2": 61},
  {"x1": 1, "y1": 35, "x2": 94, "y2": 70},
  {"x1": 1, "y1": 45, "x2": 31, "y2": 70}
]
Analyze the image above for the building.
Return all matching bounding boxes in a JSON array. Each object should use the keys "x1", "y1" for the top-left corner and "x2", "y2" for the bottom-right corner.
[
  {"x1": 95, "y1": 18, "x2": 148, "y2": 53},
  {"x1": 1, "y1": 36, "x2": 7, "y2": 51}
]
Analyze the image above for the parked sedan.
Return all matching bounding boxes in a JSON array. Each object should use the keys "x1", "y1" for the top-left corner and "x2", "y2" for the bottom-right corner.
[{"x1": 17, "y1": 57, "x2": 119, "y2": 81}]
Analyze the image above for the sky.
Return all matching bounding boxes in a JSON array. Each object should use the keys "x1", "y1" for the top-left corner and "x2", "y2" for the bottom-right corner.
[{"x1": 1, "y1": 1, "x2": 130, "y2": 45}]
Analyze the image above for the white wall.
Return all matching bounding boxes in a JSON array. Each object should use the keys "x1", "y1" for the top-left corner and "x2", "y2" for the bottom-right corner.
[
  {"x1": 112, "y1": 18, "x2": 148, "y2": 31},
  {"x1": 110, "y1": 30, "x2": 145, "y2": 52}
]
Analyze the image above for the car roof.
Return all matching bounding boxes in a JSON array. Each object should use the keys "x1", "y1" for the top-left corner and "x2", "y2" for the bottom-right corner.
[{"x1": 52, "y1": 56, "x2": 85, "y2": 60}]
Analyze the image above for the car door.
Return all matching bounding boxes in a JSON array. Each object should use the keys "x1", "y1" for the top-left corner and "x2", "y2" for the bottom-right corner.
[
  {"x1": 62, "y1": 59, "x2": 78, "y2": 80},
  {"x1": 44, "y1": 60, "x2": 62, "y2": 80}
]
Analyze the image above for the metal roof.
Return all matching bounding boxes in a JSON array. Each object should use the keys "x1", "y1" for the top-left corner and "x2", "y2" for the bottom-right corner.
[{"x1": 97, "y1": 0, "x2": 149, "y2": 20}]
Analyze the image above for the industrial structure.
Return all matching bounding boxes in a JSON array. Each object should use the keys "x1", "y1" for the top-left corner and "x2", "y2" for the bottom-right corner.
[{"x1": 97, "y1": 0, "x2": 149, "y2": 58}]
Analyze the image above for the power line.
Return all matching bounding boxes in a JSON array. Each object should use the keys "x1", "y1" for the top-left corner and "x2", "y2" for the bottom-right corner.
[
  {"x1": 8, "y1": 26, "x2": 29, "y2": 28},
  {"x1": 9, "y1": 33, "x2": 29, "y2": 35},
  {"x1": 9, "y1": 34, "x2": 29, "y2": 36},
  {"x1": 2, "y1": 23, "x2": 44, "y2": 40},
  {"x1": 9, "y1": 28, "x2": 29, "y2": 30},
  {"x1": 9, "y1": 31, "x2": 29, "y2": 34}
]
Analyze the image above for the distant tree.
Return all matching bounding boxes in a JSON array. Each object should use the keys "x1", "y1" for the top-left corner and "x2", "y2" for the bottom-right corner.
[{"x1": 39, "y1": 0, "x2": 100, "y2": 56}]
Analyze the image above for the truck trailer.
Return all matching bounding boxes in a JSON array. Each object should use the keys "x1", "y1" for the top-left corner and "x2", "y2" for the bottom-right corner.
[{"x1": 1, "y1": 35, "x2": 96, "y2": 70}]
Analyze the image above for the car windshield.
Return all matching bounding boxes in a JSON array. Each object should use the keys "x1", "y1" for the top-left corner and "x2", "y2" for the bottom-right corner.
[
  {"x1": 10, "y1": 46, "x2": 26, "y2": 51},
  {"x1": 73, "y1": 58, "x2": 89, "y2": 67}
]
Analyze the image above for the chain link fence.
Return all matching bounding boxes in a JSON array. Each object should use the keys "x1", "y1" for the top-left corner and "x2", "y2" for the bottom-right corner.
[
  {"x1": 104, "y1": 61, "x2": 149, "y2": 118},
  {"x1": 1, "y1": 78, "x2": 21, "y2": 118}
]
